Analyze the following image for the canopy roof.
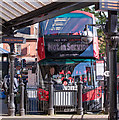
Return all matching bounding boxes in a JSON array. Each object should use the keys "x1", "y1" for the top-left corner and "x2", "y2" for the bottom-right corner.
[
  {"x1": 0, "y1": 1, "x2": 94, "y2": 36},
  {"x1": 0, "y1": 0, "x2": 53, "y2": 22}
]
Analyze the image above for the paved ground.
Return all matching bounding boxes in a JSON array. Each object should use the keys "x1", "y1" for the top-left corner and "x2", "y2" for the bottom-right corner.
[
  {"x1": 0, "y1": 99, "x2": 8, "y2": 116},
  {"x1": 0, "y1": 114, "x2": 109, "y2": 120},
  {"x1": 0, "y1": 98, "x2": 109, "y2": 120}
]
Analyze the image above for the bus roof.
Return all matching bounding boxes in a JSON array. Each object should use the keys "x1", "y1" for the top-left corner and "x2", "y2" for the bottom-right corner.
[{"x1": 70, "y1": 10, "x2": 94, "y2": 18}]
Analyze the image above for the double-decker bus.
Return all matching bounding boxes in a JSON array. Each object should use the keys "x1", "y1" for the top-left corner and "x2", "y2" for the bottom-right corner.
[{"x1": 36, "y1": 10, "x2": 101, "y2": 113}]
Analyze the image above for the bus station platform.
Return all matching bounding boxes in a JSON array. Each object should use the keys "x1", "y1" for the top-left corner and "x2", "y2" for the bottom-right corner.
[{"x1": 0, "y1": 114, "x2": 109, "y2": 120}]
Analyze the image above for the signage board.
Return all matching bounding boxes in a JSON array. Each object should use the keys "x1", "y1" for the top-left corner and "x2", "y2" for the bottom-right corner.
[
  {"x1": 96, "y1": 60, "x2": 104, "y2": 80},
  {"x1": 44, "y1": 35, "x2": 93, "y2": 59},
  {"x1": 2, "y1": 37, "x2": 26, "y2": 43},
  {"x1": 96, "y1": 0, "x2": 119, "y2": 11}
]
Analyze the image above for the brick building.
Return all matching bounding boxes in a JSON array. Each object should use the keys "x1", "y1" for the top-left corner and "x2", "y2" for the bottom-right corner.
[
  {"x1": 3, "y1": 24, "x2": 39, "y2": 87},
  {"x1": 3, "y1": 24, "x2": 38, "y2": 63},
  {"x1": 3, "y1": 38, "x2": 37, "y2": 63}
]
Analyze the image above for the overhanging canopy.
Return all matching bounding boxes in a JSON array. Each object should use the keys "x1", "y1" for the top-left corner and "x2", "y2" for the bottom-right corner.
[{"x1": 0, "y1": 1, "x2": 95, "y2": 36}]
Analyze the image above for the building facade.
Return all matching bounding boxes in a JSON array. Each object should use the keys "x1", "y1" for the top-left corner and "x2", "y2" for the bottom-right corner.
[{"x1": 3, "y1": 24, "x2": 38, "y2": 87}]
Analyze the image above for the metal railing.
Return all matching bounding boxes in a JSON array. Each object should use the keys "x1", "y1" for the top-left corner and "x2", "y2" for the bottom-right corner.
[
  {"x1": 54, "y1": 89, "x2": 77, "y2": 112},
  {"x1": 26, "y1": 87, "x2": 48, "y2": 114},
  {"x1": 54, "y1": 85, "x2": 102, "y2": 112},
  {"x1": 26, "y1": 85, "x2": 103, "y2": 114}
]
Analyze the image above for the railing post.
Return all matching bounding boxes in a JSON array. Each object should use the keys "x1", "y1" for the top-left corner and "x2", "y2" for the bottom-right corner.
[
  {"x1": 48, "y1": 78, "x2": 54, "y2": 115},
  {"x1": 77, "y1": 78, "x2": 83, "y2": 115},
  {"x1": 20, "y1": 79, "x2": 25, "y2": 116}
]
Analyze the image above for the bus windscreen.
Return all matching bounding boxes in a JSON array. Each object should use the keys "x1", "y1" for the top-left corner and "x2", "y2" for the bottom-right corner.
[{"x1": 40, "y1": 13, "x2": 93, "y2": 35}]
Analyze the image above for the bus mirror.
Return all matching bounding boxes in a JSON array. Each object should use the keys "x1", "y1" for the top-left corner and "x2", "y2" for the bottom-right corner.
[{"x1": 82, "y1": 25, "x2": 93, "y2": 42}]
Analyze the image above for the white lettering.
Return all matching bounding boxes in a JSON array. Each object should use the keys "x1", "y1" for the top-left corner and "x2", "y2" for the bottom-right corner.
[{"x1": 47, "y1": 42, "x2": 89, "y2": 51}]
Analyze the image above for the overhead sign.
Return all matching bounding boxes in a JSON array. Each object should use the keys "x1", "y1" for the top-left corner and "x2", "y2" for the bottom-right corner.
[
  {"x1": 2, "y1": 37, "x2": 26, "y2": 43},
  {"x1": 96, "y1": 0, "x2": 119, "y2": 11}
]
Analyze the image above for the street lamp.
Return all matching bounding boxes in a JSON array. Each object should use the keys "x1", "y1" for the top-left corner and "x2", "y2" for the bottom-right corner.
[{"x1": 8, "y1": 43, "x2": 16, "y2": 116}]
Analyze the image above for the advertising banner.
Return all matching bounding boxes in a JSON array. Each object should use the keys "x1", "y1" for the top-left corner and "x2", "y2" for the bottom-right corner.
[
  {"x1": 96, "y1": 60, "x2": 104, "y2": 81},
  {"x1": 44, "y1": 35, "x2": 94, "y2": 59}
]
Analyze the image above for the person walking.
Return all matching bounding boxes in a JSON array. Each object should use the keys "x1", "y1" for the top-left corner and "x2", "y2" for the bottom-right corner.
[{"x1": 3, "y1": 74, "x2": 19, "y2": 115}]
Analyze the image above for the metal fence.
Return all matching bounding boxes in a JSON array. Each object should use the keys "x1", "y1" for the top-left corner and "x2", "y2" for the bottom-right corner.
[
  {"x1": 26, "y1": 85, "x2": 103, "y2": 114},
  {"x1": 54, "y1": 85, "x2": 102, "y2": 113},
  {"x1": 26, "y1": 87, "x2": 48, "y2": 114},
  {"x1": 54, "y1": 89, "x2": 77, "y2": 112}
]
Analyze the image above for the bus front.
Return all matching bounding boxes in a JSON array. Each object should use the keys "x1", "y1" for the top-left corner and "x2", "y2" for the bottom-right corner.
[{"x1": 37, "y1": 10, "x2": 101, "y2": 112}]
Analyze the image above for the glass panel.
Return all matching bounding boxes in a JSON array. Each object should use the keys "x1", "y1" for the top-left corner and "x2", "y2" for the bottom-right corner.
[
  {"x1": 39, "y1": 59, "x2": 96, "y2": 89},
  {"x1": 40, "y1": 13, "x2": 93, "y2": 35}
]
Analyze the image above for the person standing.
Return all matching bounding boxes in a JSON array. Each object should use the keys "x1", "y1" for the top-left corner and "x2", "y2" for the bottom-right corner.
[
  {"x1": 45, "y1": 67, "x2": 55, "y2": 80},
  {"x1": 3, "y1": 74, "x2": 19, "y2": 115}
]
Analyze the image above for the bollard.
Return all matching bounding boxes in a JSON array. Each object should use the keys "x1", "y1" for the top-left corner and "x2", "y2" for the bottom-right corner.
[
  {"x1": 48, "y1": 78, "x2": 54, "y2": 115},
  {"x1": 77, "y1": 79, "x2": 83, "y2": 115},
  {"x1": 20, "y1": 79, "x2": 25, "y2": 116}
]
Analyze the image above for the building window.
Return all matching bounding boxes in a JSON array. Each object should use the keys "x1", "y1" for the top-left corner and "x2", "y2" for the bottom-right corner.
[{"x1": 16, "y1": 44, "x2": 21, "y2": 55}]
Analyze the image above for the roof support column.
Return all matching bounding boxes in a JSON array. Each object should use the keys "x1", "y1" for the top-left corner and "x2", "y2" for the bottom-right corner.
[{"x1": 108, "y1": 10, "x2": 118, "y2": 120}]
